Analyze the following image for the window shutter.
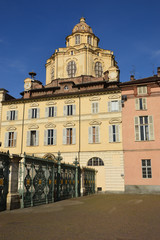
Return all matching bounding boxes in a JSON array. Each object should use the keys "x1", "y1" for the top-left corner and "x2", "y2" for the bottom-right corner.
[
  {"x1": 28, "y1": 109, "x2": 31, "y2": 119},
  {"x1": 116, "y1": 125, "x2": 120, "y2": 142},
  {"x1": 73, "y1": 105, "x2": 76, "y2": 115},
  {"x1": 63, "y1": 106, "x2": 67, "y2": 116},
  {"x1": 91, "y1": 103, "x2": 94, "y2": 114},
  {"x1": 142, "y1": 98, "x2": 147, "y2": 110},
  {"x1": 149, "y1": 116, "x2": 154, "y2": 140},
  {"x1": 134, "y1": 116, "x2": 140, "y2": 141},
  {"x1": 108, "y1": 102, "x2": 111, "y2": 112},
  {"x1": 63, "y1": 128, "x2": 67, "y2": 144},
  {"x1": 6, "y1": 111, "x2": 10, "y2": 120},
  {"x1": 45, "y1": 107, "x2": 48, "y2": 118},
  {"x1": 72, "y1": 128, "x2": 76, "y2": 144},
  {"x1": 36, "y1": 131, "x2": 39, "y2": 146},
  {"x1": 15, "y1": 110, "x2": 18, "y2": 120},
  {"x1": 4, "y1": 132, "x2": 8, "y2": 147},
  {"x1": 27, "y1": 131, "x2": 30, "y2": 146},
  {"x1": 118, "y1": 101, "x2": 121, "y2": 112},
  {"x1": 95, "y1": 126, "x2": 100, "y2": 143},
  {"x1": 135, "y1": 99, "x2": 139, "y2": 110},
  {"x1": 88, "y1": 127, "x2": 92, "y2": 143},
  {"x1": 37, "y1": 108, "x2": 40, "y2": 118},
  {"x1": 54, "y1": 106, "x2": 57, "y2": 117},
  {"x1": 96, "y1": 102, "x2": 99, "y2": 113},
  {"x1": 109, "y1": 126, "x2": 113, "y2": 142},
  {"x1": 53, "y1": 129, "x2": 57, "y2": 145},
  {"x1": 13, "y1": 132, "x2": 17, "y2": 147},
  {"x1": 44, "y1": 130, "x2": 48, "y2": 145}
]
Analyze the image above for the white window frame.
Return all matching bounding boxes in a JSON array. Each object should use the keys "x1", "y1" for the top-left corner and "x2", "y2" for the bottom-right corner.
[
  {"x1": 27, "y1": 130, "x2": 39, "y2": 146},
  {"x1": 108, "y1": 100, "x2": 121, "y2": 112},
  {"x1": 6, "y1": 110, "x2": 18, "y2": 121},
  {"x1": 28, "y1": 108, "x2": 40, "y2": 119},
  {"x1": 137, "y1": 86, "x2": 147, "y2": 95},
  {"x1": 134, "y1": 116, "x2": 154, "y2": 141},
  {"x1": 4, "y1": 131, "x2": 17, "y2": 147},
  {"x1": 142, "y1": 159, "x2": 152, "y2": 178},
  {"x1": 87, "y1": 35, "x2": 92, "y2": 44},
  {"x1": 63, "y1": 128, "x2": 76, "y2": 145},
  {"x1": 92, "y1": 102, "x2": 99, "y2": 114},
  {"x1": 75, "y1": 34, "x2": 80, "y2": 45},
  {"x1": 45, "y1": 106, "x2": 57, "y2": 118},
  {"x1": 64, "y1": 104, "x2": 76, "y2": 116},
  {"x1": 87, "y1": 157, "x2": 104, "y2": 166},
  {"x1": 95, "y1": 62, "x2": 103, "y2": 77},
  {"x1": 88, "y1": 126, "x2": 100, "y2": 144},
  {"x1": 67, "y1": 61, "x2": 76, "y2": 78},
  {"x1": 109, "y1": 125, "x2": 120, "y2": 143},
  {"x1": 44, "y1": 129, "x2": 57, "y2": 145},
  {"x1": 135, "y1": 98, "x2": 147, "y2": 110}
]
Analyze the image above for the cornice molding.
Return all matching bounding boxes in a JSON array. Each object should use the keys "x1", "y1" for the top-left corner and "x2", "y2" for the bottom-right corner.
[
  {"x1": 89, "y1": 120, "x2": 102, "y2": 125},
  {"x1": 30, "y1": 102, "x2": 39, "y2": 107},
  {"x1": 63, "y1": 122, "x2": 75, "y2": 127},
  {"x1": 6, "y1": 126, "x2": 17, "y2": 131},
  {"x1": 64, "y1": 99, "x2": 75, "y2": 104},
  {"x1": 89, "y1": 96, "x2": 101, "y2": 101},
  {"x1": 46, "y1": 101, "x2": 57, "y2": 106},
  {"x1": 108, "y1": 94, "x2": 120, "y2": 99},
  {"x1": 45, "y1": 123, "x2": 56, "y2": 128},
  {"x1": 28, "y1": 124, "x2": 39, "y2": 129},
  {"x1": 8, "y1": 104, "x2": 18, "y2": 109},
  {"x1": 109, "y1": 118, "x2": 122, "y2": 124}
]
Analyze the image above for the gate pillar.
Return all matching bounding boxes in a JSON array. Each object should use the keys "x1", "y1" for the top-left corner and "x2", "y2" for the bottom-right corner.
[{"x1": 7, "y1": 155, "x2": 21, "y2": 210}]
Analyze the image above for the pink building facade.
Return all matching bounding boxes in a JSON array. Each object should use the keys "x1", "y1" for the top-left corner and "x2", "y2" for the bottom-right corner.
[{"x1": 121, "y1": 68, "x2": 160, "y2": 193}]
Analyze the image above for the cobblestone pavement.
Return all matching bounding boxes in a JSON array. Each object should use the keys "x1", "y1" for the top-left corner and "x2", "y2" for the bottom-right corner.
[{"x1": 1, "y1": 194, "x2": 160, "y2": 240}]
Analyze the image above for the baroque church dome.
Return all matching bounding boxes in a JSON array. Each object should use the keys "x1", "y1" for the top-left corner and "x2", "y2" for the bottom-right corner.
[{"x1": 72, "y1": 17, "x2": 93, "y2": 34}]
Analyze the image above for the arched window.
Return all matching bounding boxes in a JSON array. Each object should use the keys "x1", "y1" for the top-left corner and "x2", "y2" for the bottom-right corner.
[
  {"x1": 87, "y1": 35, "x2": 92, "y2": 44},
  {"x1": 95, "y1": 62, "x2": 103, "y2": 77},
  {"x1": 87, "y1": 157, "x2": 104, "y2": 166},
  {"x1": 75, "y1": 35, "x2": 80, "y2": 44},
  {"x1": 67, "y1": 61, "x2": 76, "y2": 77}
]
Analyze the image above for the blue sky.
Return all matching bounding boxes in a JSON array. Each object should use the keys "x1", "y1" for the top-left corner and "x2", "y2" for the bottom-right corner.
[{"x1": 0, "y1": 0, "x2": 160, "y2": 98}]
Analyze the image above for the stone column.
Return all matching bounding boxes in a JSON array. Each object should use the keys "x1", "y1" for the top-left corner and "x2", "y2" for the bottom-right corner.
[{"x1": 7, "y1": 155, "x2": 21, "y2": 210}]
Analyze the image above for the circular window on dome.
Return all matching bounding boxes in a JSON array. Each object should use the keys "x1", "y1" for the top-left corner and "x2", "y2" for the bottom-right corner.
[
  {"x1": 95, "y1": 62, "x2": 103, "y2": 77},
  {"x1": 67, "y1": 61, "x2": 76, "y2": 78}
]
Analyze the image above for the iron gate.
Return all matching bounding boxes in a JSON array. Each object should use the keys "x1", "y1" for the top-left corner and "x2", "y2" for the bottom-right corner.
[
  {"x1": 19, "y1": 153, "x2": 96, "y2": 208},
  {"x1": 19, "y1": 154, "x2": 54, "y2": 208},
  {"x1": 0, "y1": 151, "x2": 10, "y2": 211}
]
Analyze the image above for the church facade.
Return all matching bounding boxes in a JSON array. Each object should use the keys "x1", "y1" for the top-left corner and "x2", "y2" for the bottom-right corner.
[{"x1": 0, "y1": 18, "x2": 124, "y2": 192}]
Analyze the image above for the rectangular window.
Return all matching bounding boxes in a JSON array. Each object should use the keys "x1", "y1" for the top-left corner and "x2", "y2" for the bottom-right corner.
[
  {"x1": 92, "y1": 102, "x2": 99, "y2": 114},
  {"x1": 137, "y1": 86, "x2": 147, "y2": 95},
  {"x1": 44, "y1": 129, "x2": 57, "y2": 145},
  {"x1": 109, "y1": 125, "x2": 120, "y2": 142},
  {"x1": 75, "y1": 35, "x2": 80, "y2": 44},
  {"x1": 64, "y1": 105, "x2": 76, "y2": 116},
  {"x1": 108, "y1": 100, "x2": 121, "y2": 112},
  {"x1": 63, "y1": 128, "x2": 76, "y2": 145},
  {"x1": 45, "y1": 106, "x2": 57, "y2": 118},
  {"x1": 4, "y1": 132, "x2": 17, "y2": 147},
  {"x1": 27, "y1": 130, "x2": 39, "y2": 146},
  {"x1": 135, "y1": 98, "x2": 147, "y2": 110},
  {"x1": 135, "y1": 116, "x2": 154, "y2": 141},
  {"x1": 88, "y1": 126, "x2": 100, "y2": 143},
  {"x1": 6, "y1": 110, "x2": 18, "y2": 121},
  {"x1": 87, "y1": 35, "x2": 92, "y2": 44},
  {"x1": 142, "y1": 159, "x2": 152, "y2": 178},
  {"x1": 28, "y1": 108, "x2": 40, "y2": 119}
]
